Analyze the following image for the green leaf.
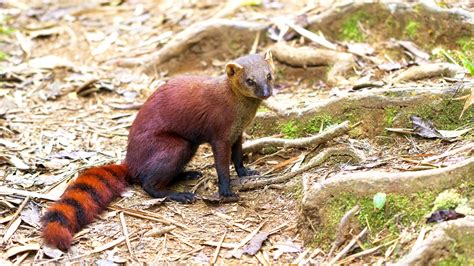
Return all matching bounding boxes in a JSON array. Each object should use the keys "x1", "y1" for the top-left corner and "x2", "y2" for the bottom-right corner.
[{"x1": 373, "y1": 192, "x2": 387, "y2": 210}]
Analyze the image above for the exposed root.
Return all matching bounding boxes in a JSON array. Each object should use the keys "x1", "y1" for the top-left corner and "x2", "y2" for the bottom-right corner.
[
  {"x1": 242, "y1": 121, "x2": 351, "y2": 154},
  {"x1": 142, "y1": 19, "x2": 267, "y2": 74},
  {"x1": 233, "y1": 145, "x2": 364, "y2": 191},
  {"x1": 254, "y1": 85, "x2": 466, "y2": 135},
  {"x1": 391, "y1": 63, "x2": 464, "y2": 83},
  {"x1": 302, "y1": 157, "x2": 474, "y2": 210},
  {"x1": 270, "y1": 42, "x2": 354, "y2": 85},
  {"x1": 396, "y1": 216, "x2": 474, "y2": 265}
]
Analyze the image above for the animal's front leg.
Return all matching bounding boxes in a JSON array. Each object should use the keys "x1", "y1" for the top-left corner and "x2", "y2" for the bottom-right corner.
[
  {"x1": 231, "y1": 135, "x2": 259, "y2": 177},
  {"x1": 212, "y1": 140, "x2": 238, "y2": 198}
]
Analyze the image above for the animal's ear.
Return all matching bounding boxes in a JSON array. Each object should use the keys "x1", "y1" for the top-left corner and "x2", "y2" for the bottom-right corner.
[
  {"x1": 264, "y1": 49, "x2": 275, "y2": 71},
  {"x1": 225, "y1": 63, "x2": 244, "y2": 78}
]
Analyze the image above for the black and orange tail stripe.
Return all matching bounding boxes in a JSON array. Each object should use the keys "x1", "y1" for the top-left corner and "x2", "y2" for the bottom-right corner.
[
  {"x1": 67, "y1": 183, "x2": 106, "y2": 207},
  {"x1": 61, "y1": 190, "x2": 100, "y2": 223},
  {"x1": 60, "y1": 198, "x2": 87, "y2": 228},
  {"x1": 74, "y1": 174, "x2": 113, "y2": 202},
  {"x1": 43, "y1": 203, "x2": 78, "y2": 231},
  {"x1": 42, "y1": 210, "x2": 72, "y2": 230},
  {"x1": 87, "y1": 167, "x2": 125, "y2": 195},
  {"x1": 42, "y1": 164, "x2": 129, "y2": 250}
]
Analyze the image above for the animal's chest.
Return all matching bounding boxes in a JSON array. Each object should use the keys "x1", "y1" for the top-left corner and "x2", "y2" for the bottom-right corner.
[{"x1": 229, "y1": 102, "x2": 259, "y2": 143}]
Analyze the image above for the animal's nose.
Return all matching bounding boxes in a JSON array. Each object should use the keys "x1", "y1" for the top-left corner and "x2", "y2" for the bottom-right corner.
[{"x1": 261, "y1": 85, "x2": 272, "y2": 99}]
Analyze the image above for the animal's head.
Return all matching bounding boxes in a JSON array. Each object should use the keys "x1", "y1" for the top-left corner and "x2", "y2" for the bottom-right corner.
[{"x1": 225, "y1": 50, "x2": 274, "y2": 100}]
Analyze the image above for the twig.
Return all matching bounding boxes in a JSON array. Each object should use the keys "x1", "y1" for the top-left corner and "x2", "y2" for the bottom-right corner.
[
  {"x1": 69, "y1": 232, "x2": 138, "y2": 261},
  {"x1": 230, "y1": 221, "x2": 266, "y2": 256},
  {"x1": 249, "y1": 31, "x2": 260, "y2": 54},
  {"x1": 422, "y1": 143, "x2": 474, "y2": 163},
  {"x1": 119, "y1": 212, "x2": 134, "y2": 258},
  {"x1": 292, "y1": 248, "x2": 310, "y2": 264},
  {"x1": 2, "y1": 196, "x2": 30, "y2": 243},
  {"x1": 243, "y1": 121, "x2": 351, "y2": 154},
  {"x1": 285, "y1": 21, "x2": 337, "y2": 50},
  {"x1": 328, "y1": 205, "x2": 360, "y2": 258},
  {"x1": 109, "y1": 205, "x2": 189, "y2": 230},
  {"x1": 211, "y1": 230, "x2": 227, "y2": 264},
  {"x1": 233, "y1": 145, "x2": 364, "y2": 191},
  {"x1": 0, "y1": 186, "x2": 57, "y2": 201},
  {"x1": 144, "y1": 226, "x2": 176, "y2": 237},
  {"x1": 329, "y1": 227, "x2": 368, "y2": 264},
  {"x1": 338, "y1": 238, "x2": 398, "y2": 264}
]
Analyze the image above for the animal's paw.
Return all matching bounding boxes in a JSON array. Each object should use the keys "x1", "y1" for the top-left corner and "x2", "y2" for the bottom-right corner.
[{"x1": 169, "y1": 192, "x2": 196, "y2": 204}]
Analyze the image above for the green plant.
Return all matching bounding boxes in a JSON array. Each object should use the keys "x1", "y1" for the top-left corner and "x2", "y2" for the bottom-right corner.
[
  {"x1": 340, "y1": 12, "x2": 369, "y2": 42},
  {"x1": 404, "y1": 21, "x2": 419, "y2": 39}
]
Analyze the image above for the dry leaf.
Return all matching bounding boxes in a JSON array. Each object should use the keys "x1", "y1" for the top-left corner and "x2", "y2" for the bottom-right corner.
[
  {"x1": 15, "y1": 31, "x2": 32, "y2": 58},
  {"x1": 242, "y1": 232, "x2": 270, "y2": 256},
  {"x1": 29, "y1": 55, "x2": 75, "y2": 70},
  {"x1": 6, "y1": 243, "x2": 41, "y2": 257},
  {"x1": 20, "y1": 203, "x2": 42, "y2": 228},
  {"x1": 2, "y1": 217, "x2": 22, "y2": 243},
  {"x1": 1, "y1": 155, "x2": 29, "y2": 170},
  {"x1": 411, "y1": 115, "x2": 443, "y2": 139},
  {"x1": 92, "y1": 31, "x2": 119, "y2": 55},
  {"x1": 42, "y1": 245, "x2": 64, "y2": 259}
]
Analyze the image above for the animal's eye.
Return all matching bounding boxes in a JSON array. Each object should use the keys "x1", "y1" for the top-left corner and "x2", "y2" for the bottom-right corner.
[
  {"x1": 267, "y1": 73, "x2": 272, "y2": 81},
  {"x1": 246, "y1": 78, "x2": 255, "y2": 86}
]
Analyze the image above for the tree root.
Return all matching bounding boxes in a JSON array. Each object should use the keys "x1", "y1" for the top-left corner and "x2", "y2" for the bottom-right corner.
[
  {"x1": 142, "y1": 19, "x2": 266, "y2": 74},
  {"x1": 257, "y1": 85, "x2": 460, "y2": 121},
  {"x1": 232, "y1": 145, "x2": 364, "y2": 191},
  {"x1": 242, "y1": 121, "x2": 351, "y2": 154},
  {"x1": 391, "y1": 63, "x2": 464, "y2": 83},
  {"x1": 270, "y1": 42, "x2": 354, "y2": 85},
  {"x1": 396, "y1": 216, "x2": 474, "y2": 265},
  {"x1": 302, "y1": 157, "x2": 474, "y2": 210}
]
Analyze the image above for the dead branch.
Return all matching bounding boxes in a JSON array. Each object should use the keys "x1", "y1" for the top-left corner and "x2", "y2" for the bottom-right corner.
[
  {"x1": 233, "y1": 145, "x2": 364, "y2": 191},
  {"x1": 270, "y1": 42, "x2": 354, "y2": 85},
  {"x1": 243, "y1": 121, "x2": 350, "y2": 154},
  {"x1": 143, "y1": 19, "x2": 267, "y2": 74},
  {"x1": 328, "y1": 205, "x2": 360, "y2": 258},
  {"x1": 396, "y1": 216, "x2": 474, "y2": 265},
  {"x1": 302, "y1": 157, "x2": 474, "y2": 209},
  {"x1": 329, "y1": 227, "x2": 368, "y2": 264},
  {"x1": 391, "y1": 63, "x2": 464, "y2": 83}
]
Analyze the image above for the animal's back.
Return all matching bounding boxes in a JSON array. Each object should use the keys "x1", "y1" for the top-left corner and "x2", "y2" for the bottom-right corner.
[{"x1": 130, "y1": 75, "x2": 235, "y2": 143}]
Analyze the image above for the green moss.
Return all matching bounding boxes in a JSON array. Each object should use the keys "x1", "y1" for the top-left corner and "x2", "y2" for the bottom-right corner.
[
  {"x1": 404, "y1": 21, "x2": 419, "y2": 39},
  {"x1": 340, "y1": 12, "x2": 369, "y2": 42},
  {"x1": 457, "y1": 37, "x2": 474, "y2": 54},
  {"x1": 436, "y1": 229, "x2": 474, "y2": 265},
  {"x1": 280, "y1": 115, "x2": 341, "y2": 138},
  {"x1": 411, "y1": 98, "x2": 474, "y2": 130},
  {"x1": 311, "y1": 191, "x2": 436, "y2": 248},
  {"x1": 286, "y1": 182, "x2": 303, "y2": 201},
  {"x1": 384, "y1": 107, "x2": 399, "y2": 127},
  {"x1": 433, "y1": 189, "x2": 467, "y2": 211}
]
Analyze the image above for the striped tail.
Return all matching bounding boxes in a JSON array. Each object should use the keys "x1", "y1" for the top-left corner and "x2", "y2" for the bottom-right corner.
[{"x1": 41, "y1": 164, "x2": 128, "y2": 251}]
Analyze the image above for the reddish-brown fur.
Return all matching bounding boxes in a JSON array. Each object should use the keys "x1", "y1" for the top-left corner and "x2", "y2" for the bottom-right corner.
[
  {"x1": 42, "y1": 164, "x2": 127, "y2": 250},
  {"x1": 42, "y1": 53, "x2": 274, "y2": 250}
]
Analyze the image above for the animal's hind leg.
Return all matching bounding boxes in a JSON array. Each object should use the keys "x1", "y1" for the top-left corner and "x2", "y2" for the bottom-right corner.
[{"x1": 139, "y1": 134, "x2": 197, "y2": 203}]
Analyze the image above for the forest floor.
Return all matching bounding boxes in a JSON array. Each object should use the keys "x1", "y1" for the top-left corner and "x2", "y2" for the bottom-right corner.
[{"x1": 0, "y1": 0, "x2": 473, "y2": 264}]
